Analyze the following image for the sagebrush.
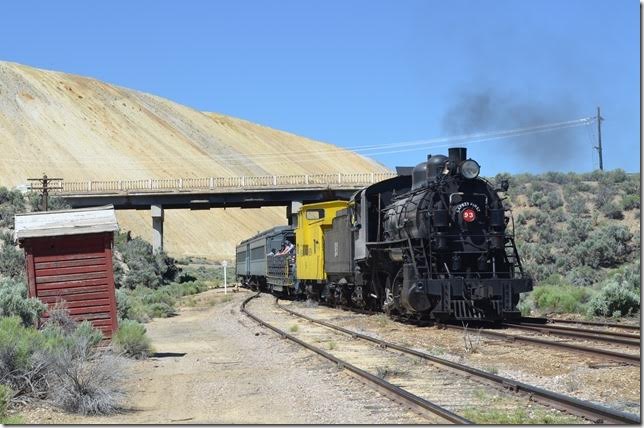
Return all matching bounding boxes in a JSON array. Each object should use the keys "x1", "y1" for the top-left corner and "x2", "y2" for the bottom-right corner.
[{"x1": 112, "y1": 320, "x2": 152, "y2": 359}]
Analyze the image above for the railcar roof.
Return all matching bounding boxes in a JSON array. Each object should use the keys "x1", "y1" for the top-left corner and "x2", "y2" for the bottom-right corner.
[{"x1": 237, "y1": 225, "x2": 294, "y2": 247}]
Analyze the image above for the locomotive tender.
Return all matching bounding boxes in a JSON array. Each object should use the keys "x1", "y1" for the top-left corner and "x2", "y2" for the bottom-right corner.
[{"x1": 236, "y1": 147, "x2": 532, "y2": 321}]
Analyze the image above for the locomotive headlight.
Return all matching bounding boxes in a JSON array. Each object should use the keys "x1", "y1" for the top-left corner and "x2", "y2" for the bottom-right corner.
[{"x1": 461, "y1": 159, "x2": 480, "y2": 179}]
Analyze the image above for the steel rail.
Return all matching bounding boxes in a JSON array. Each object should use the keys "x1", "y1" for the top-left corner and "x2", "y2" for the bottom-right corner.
[
  {"x1": 439, "y1": 324, "x2": 640, "y2": 366},
  {"x1": 503, "y1": 323, "x2": 640, "y2": 346},
  {"x1": 275, "y1": 301, "x2": 640, "y2": 424},
  {"x1": 240, "y1": 294, "x2": 471, "y2": 424},
  {"x1": 512, "y1": 322, "x2": 640, "y2": 340},
  {"x1": 547, "y1": 318, "x2": 641, "y2": 331}
]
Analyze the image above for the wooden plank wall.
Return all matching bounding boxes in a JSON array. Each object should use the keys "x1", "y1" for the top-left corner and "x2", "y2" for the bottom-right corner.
[{"x1": 24, "y1": 232, "x2": 118, "y2": 338}]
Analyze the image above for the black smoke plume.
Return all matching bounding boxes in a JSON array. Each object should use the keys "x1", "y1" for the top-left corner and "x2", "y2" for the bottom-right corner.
[{"x1": 441, "y1": 89, "x2": 585, "y2": 169}]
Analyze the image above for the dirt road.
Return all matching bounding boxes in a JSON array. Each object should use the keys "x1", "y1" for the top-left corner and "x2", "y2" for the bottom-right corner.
[{"x1": 25, "y1": 289, "x2": 424, "y2": 424}]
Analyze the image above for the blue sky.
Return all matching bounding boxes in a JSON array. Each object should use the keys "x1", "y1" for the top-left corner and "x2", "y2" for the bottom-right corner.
[{"x1": 1, "y1": 0, "x2": 639, "y2": 175}]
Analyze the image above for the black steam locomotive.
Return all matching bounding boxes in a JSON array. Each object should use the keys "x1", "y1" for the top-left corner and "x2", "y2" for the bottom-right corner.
[{"x1": 237, "y1": 147, "x2": 532, "y2": 322}]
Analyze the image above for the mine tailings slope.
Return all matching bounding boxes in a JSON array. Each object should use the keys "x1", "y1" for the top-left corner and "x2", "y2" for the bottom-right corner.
[{"x1": 0, "y1": 61, "x2": 388, "y2": 260}]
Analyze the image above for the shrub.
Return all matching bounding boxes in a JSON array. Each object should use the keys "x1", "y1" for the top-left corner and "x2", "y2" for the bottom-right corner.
[
  {"x1": 26, "y1": 192, "x2": 70, "y2": 212},
  {"x1": 529, "y1": 276, "x2": 594, "y2": 314},
  {"x1": 516, "y1": 211, "x2": 531, "y2": 225},
  {"x1": 550, "y1": 207, "x2": 568, "y2": 223},
  {"x1": 48, "y1": 352, "x2": 125, "y2": 415},
  {"x1": 587, "y1": 262, "x2": 640, "y2": 317},
  {"x1": 532, "y1": 210, "x2": 549, "y2": 226},
  {"x1": 543, "y1": 171, "x2": 570, "y2": 185},
  {"x1": 115, "y1": 289, "x2": 150, "y2": 323},
  {"x1": 0, "y1": 188, "x2": 26, "y2": 229},
  {"x1": 536, "y1": 221, "x2": 557, "y2": 245},
  {"x1": 146, "y1": 302, "x2": 174, "y2": 318},
  {"x1": 0, "y1": 278, "x2": 46, "y2": 326},
  {"x1": 594, "y1": 185, "x2": 613, "y2": 209},
  {"x1": 116, "y1": 281, "x2": 210, "y2": 323},
  {"x1": 604, "y1": 168, "x2": 628, "y2": 184},
  {"x1": 587, "y1": 282, "x2": 639, "y2": 317},
  {"x1": 0, "y1": 240, "x2": 25, "y2": 280},
  {"x1": 564, "y1": 218, "x2": 592, "y2": 246},
  {"x1": 573, "y1": 225, "x2": 633, "y2": 269},
  {"x1": 0, "y1": 309, "x2": 125, "y2": 417},
  {"x1": 565, "y1": 266, "x2": 599, "y2": 287},
  {"x1": 600, "y1": 202, "x2": 624, "y2": 220},
  {"x1": 621, "y1": 194, "x2": 640, "y2": 211},
  {"x1": 113, "y1": 233, "x2": 179, "y2": 290},
  {"x1": 532, "y1": 285, "x2": 590, "y2": 313},
  {"x1": 112, "y1": 320, "x2": 152, "y2": 359},
  {"x1": 44, "y1": 301, "x2": 78, "y2": 334},
  {"x1": 546, "y1": 192, "x2": 564, "y2": 209},
  {"x1": 529, "y1": 191, "x2": 547, "y2": 208},
  {"x1": 45, "y1": 329, "x2": 124, "y2": 416},
  {"x1": 0, "y1": 384, "x2": 12, "y2": 418},
  {"x1": 0, "y1": 317, "x2": 50, "y2": 398},
  {"x1": 568, "y1": 196, "x2": 588, "y2": 215}
]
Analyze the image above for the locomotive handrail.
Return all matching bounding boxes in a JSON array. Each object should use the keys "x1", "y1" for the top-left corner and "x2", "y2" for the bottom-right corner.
[{"x1": 44, "y1": 172, "x2": 398, "y2": 195}]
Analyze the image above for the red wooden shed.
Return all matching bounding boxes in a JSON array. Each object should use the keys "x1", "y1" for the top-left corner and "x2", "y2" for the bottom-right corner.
[{"x1": 15, "y1": 205, "x2": 120, "y2": 338}]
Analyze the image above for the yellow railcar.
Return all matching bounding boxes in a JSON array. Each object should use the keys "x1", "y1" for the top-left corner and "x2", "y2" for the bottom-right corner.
[{"x1": 295, "y1": 200, "x2": 350, "y2": 281}]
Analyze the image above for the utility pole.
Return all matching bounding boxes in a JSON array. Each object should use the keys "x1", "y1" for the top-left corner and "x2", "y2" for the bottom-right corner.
[
  {"x1": 594, "y1": 106, "x2": 604, "y2": 171},
  {"x1": 222, "y1": 260, "x2": 228, "y2": 294},
  {"x1": 28, "y1": 174, "x2": 63, "y2": 211}
]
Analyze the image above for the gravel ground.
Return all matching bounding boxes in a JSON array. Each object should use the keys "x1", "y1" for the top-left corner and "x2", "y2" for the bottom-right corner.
[
  {"x1": 280, "y1": 299, "x2": 641, "y2": 417},
  {"x1": 247, "y1": 295, "x2": 586, "y2": 424},
  {"x1": 18, "y1": 289, "x2": 427, "y2": 424}
]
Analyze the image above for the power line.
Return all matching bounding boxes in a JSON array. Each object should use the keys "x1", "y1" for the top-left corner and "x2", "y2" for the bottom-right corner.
[{"x1": 0, "y1": 115, "x2": 594, "y2": 167}]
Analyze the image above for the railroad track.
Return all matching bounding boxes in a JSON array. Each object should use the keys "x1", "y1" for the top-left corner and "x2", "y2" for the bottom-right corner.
[
  {"x1": 502, "y1": 322, "x2": 641, "y2": 346},
  {"x1": 546, "y1": 318, "x2": 640, "y2": 331},
  {"x1": 439, "y1": 323, "x2": 640, "y2": 366},
  {"x1": 241, "y1": 293, "x2": 470, "y2": 424},
  {"x1": 334, "y1": 306, "x2": 641, "y2": 366},
  {"x1": 249, "y1": 296, "x2": 639, "y2": 424}
]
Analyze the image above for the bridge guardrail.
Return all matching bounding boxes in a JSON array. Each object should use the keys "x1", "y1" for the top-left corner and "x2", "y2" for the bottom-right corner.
[{"x1": 48, "y1": 172, "x2": 397, "y2": 194}]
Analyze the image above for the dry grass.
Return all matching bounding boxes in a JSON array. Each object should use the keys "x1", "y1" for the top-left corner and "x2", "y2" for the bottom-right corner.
[
  {"x1": 462, "y1": 325, "x2": 482, "y2": 354},
  {"x1": 47, "y1": 352, "x2": 126, "y2": 415},
  {"x1": 374, "y1": 366, "x2": 407, "y2": 380}
]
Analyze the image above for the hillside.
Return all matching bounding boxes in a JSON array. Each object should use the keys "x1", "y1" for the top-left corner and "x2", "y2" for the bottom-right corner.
[
  {"x1": 0, "y1": 61, "x2": 388, "y2": 259},
  {"x1": 494, "y1": 170, "x2": 641, "y2": 318}
]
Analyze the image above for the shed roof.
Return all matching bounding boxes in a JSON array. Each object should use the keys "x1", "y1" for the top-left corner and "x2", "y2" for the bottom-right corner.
[{"x1": 14, "y1": 205, "x2": 118, "y2": 241}]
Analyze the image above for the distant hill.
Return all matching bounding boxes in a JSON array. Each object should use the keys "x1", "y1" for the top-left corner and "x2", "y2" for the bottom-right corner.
[{"x1": 0, "y1": 61, "x2": 388, "y2": 260}]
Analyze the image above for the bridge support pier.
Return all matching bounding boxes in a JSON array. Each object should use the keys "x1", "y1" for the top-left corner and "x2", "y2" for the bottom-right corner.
[
  {"x1": 151, "y1": 204, "x2": 164, "y2": 254},
  {"x1": 287, "y1": 201, "x2": 302, "y2": 226}
]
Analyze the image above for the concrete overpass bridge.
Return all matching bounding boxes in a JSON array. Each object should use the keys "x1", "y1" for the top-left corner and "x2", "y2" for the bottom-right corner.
[{"x1": 47, "y1": 172, "x2": 396, "y2": 253}]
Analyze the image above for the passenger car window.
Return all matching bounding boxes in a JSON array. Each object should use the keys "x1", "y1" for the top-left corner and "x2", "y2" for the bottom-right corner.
[{"x1": 306, "y1": 209, "x2": 325, "y2": 220}]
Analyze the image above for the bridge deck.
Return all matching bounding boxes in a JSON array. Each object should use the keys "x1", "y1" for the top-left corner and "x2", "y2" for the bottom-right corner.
[{"x1": 51, "y1": 172, "x2": 396, "y2": 195}]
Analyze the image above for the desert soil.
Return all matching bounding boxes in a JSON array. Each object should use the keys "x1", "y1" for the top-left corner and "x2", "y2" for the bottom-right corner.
[
  {"x1": 20, "y1": 289, "x2": 426, "y2": 424},
  {"x1": 0, "y1": 61, "x2": 388, "y2": 260}
]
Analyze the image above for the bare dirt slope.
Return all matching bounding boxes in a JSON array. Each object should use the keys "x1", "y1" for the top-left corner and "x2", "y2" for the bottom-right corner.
[{"x1": 0, "y1": 61, "x2": 388, "y2": 259}]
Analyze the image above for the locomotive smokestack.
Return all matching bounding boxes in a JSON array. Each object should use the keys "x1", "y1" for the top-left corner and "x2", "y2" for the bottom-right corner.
[{"x1": 448, "y1": 147, "x2": 467, "y2": 163}]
